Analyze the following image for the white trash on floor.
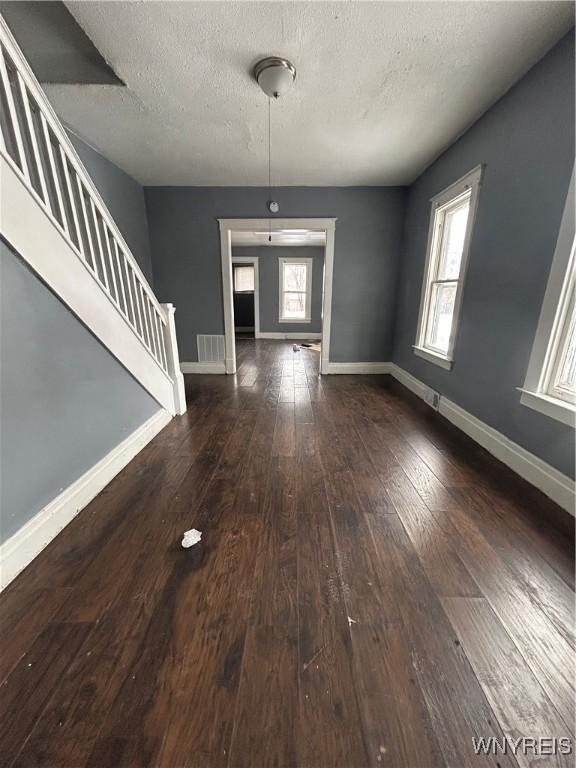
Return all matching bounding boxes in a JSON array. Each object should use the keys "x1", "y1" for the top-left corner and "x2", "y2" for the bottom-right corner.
[{"x1": 182, "y1": 528, "x2": 202, "y2": 548}]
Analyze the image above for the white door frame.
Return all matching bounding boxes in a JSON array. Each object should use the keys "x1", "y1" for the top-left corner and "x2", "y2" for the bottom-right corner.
[
  {"x1": 231, "y1": 255, "x2": 260, "y2": 337},
  {"x1": 219, "y1": 218, "x2": 336, "y2": 374}
]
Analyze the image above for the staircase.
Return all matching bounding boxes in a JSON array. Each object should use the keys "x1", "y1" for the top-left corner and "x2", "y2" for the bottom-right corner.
[{"x1": 0, "y1": 15, "x2": 185, "y2": 417}]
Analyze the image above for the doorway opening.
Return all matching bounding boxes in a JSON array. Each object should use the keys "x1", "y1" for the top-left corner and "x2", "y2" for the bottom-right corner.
[
  {"x1": 219, "y1": 218, "x2": 336, "y2": 374},
  {"x1": 232, "y1": 256, "x2": 260, "y2": 339}
]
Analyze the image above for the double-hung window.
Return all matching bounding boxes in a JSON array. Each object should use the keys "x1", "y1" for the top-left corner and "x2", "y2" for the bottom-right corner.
[
  {"x1": 414, "y1": 166, "x2": 482, "y2": 369},
  {"x1": 279, "y1": 257, "x2": 312, "y2": 323},
  {"x1": 521, "y1": 168, "x2": 575, "y2": 426}
]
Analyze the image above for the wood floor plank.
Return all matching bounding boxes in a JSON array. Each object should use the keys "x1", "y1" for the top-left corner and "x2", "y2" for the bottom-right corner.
[
  {"x1": 0, "y1": 622, "x2": 92, "y2": 768},
  {"x1": 327, "y1": 408, "x2": 395, "y2": 516},
  {"x1": 10, "y1": 554, "x2": 181, "y2": 768},
  {"x1": 227, "y1": 411, "x2": 300, "y2": 767},
  {"x1": 0, "y1": 340, "x2": 572, "y2": 768},
  {"x1": 151, "y1": 401, "x2": 278, "y2": 767},
  {"x1": 53, "y1": 450, "x2": 195, "y2": 623},
  {"x1": 367, "y1": 513, "x2": 520, "y2": 768},
  {"x1": 228, "y1": 623, "x2": 299, "y2": 768},
  {"x1": 442, "y1": 597, "x2": 573, "y2": 768},
  {"x1": 296, "y1": 453, "x2": 369, "y2": 768},
  {"x1": 0, "y1": 586, "x2": 72, "y2": 684},
  {"x1": 294, "y1": 385, "x2": 314, "y2": 423},
  {"x1": 437, "y1": 505, "x2": 575, "y2": 735},
  {"x1": 324, "y1": 472, "x2": 446, "y2": 767},
  {"x1": 348, "y1": 622, "x2": 447, "y2": 768},
  {"x1": 213, "y1": 408, "x2": 259, "y2": 481},
  {"x1": 250, "y1": 456, "x2": 298, "y2": 628},
  {"x1": 354, "y1": 408, "x2": 479, "y2": 597},
  {"x1": 451, "y1": 487, "x2": 575, "y2": 649},
  {"x1": 378, "y1": 422, "x2": 460, "y2": 512},
  {"x1": 381, "y1": 466, "x2": 481, "y2": 598},
  {"x1": 313, "y1": 401, "x2": 353, "y2": 475},
  {"x1": 17, "y1": 425, "x2": 252, "y2": 767},
  {"x1": 87, "y1": 420, "x2": 269, "y2": 767},
  {"x1": 472, "y1": 485, "x2": 575, "y2": 591},
  {"x1": 272, "y1": 403, "x2": 296, "y2": 457},
  {"x1": 353, "y1": 414, "x2": 400, "y2": 485},
  {"x1": 325, "y1": 469, "x2": 400, "y2": 626}
]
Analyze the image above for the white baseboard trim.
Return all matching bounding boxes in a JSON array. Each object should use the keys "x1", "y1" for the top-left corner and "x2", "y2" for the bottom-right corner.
[
  {"x1": 388, "y1": 363, "x2": 574, "y2": 514},
  {"x1": 257, "y1": 332, "x2": 322, "y2": 340},
  {"x1": 0, "y1": 409, "x2": 172, "y2": 591},
  {"x1": 324, "y1": 362, "x2": 391, "y2": 375},
  {"x1": 388, "y1": 363, "x2": 430, "y2": 399},
  {"x1": 181, "y1": 361, "x2": 226, "y2": 374},
  {"x1": 439, "y1": 397, "x2": 574, "y2": 514}
]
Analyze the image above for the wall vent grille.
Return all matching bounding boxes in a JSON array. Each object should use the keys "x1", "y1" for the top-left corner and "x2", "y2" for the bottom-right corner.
[{"x1": 197, "y1": 335, "x2": 225, "y2": 363}]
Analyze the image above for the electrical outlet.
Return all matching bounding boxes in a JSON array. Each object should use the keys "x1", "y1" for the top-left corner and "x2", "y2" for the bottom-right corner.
[{"x1": 424, "y1": 388, "x2": 441, "y2": 411}]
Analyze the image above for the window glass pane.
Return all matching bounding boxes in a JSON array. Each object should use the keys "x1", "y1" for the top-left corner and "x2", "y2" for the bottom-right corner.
[
  {"x1": 234, "y1": 265, "x2": 254, "y2": 292},
  {"x1": 283, "y1": 291, "x2": 306, "y2": 319},
  {"x1": 437, "y1": 199, "x2": 470, "y2": 280},
  {"x1": 553, "y1": 301, "x2": 576, "y2": 397},
  {"x1": 426, "y1": 282, "x2": 457, "y2": 353},
  {"x1": 283, "y1": 263, "x2": 307, "y2": 292}
]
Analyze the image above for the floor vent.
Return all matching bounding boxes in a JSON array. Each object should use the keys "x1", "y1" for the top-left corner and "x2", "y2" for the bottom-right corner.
[{"x1": 197, "y1": 334, "x2": 225, "y2": 363}]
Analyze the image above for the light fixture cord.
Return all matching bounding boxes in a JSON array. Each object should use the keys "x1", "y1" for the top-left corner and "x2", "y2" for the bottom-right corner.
[{"x1": 268, "y1": 97, "x2": 272, "y2": 242}]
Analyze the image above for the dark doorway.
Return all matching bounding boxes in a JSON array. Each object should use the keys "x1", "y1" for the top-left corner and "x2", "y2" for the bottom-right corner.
[{"x1": 233, "y1": 262, "x2": 255, "y2": 338}]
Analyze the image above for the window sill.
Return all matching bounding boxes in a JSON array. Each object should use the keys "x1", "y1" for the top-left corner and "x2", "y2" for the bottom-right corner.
[
  {"x1": 519, "y1": 389, "x2": 575, "y2": 428},
  {"x1": 413, "y1": 346, "x2": 453, "y2": 370},
  {"x1": 279, "y1": 318, "x2": 311, "y2": 324}
]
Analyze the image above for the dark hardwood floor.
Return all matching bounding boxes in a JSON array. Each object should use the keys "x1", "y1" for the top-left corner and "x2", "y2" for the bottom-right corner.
[{"x1": 1, "y1": 339, "x2": 574, "y2": 768}]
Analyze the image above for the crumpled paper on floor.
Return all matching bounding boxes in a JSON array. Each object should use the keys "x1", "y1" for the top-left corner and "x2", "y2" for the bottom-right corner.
[{"x1": 181, "y1": 528, "x2": 202, "y2": 548}]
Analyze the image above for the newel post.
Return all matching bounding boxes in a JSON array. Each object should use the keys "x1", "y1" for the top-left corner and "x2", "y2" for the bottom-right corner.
[{"x1": 162, "y1": 303, "x2": 187, "y2": 416}]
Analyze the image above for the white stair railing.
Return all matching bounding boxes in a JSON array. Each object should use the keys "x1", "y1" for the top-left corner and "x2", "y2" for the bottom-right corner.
[{"x1": 0, "y1": 14, "x2": 185, "y2": 416}]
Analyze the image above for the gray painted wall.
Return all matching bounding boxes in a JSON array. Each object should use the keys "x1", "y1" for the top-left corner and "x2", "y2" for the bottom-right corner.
[
  {"x1": 393, "y1": 31, "x2": 575, "y2": 478},
  {"x1": 233, "y1": 246, "x2": 324, "y2": 334},
  {"x1": 0, "y1": 242, "x2": 160, "y2": 543},
  {"x1": 145, "y1": 187, "x2": 406, "y2": 362},
  {"x1": 0, "y1": 1, "x2": 123, "y2": 85},
  {"x1": 67, "y1": 130, "x2": 154, "y2": 283}
]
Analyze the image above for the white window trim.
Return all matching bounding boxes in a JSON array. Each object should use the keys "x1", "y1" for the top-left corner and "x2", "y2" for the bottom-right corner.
[
  {"x1": 279, "y1": 256, "x2": 313, "y2": 323},
  {"x1": 414, "y1": 165, "x2": 483, "y2": 370},
  {"x1": 520, "y1": 167, "x2": 575, "y2": 428}
]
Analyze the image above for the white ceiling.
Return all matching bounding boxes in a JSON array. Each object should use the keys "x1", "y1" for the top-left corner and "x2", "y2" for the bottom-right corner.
[
  {"x1": 43, "y1": 1, "x2": 574, "y2": 186},
  {"x1": 232, "y1": 229, "x2": 326, "y2": 247}
]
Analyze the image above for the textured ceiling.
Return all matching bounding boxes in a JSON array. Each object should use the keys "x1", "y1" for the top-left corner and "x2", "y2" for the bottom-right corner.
[{"x1": 41, "y1": 1, "x2": 574, "y2": 186}]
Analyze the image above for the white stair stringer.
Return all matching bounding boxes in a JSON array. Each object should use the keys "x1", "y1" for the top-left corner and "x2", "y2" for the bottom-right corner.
[{"x1": 1, "y1": 153, "x2": 176, "y2": 413}]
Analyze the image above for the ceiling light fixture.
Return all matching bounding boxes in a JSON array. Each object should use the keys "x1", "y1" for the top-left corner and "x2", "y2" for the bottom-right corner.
[
  {"x1": 254, "y1": 56, "x2": 297, "y2": 240},
  {"x1": 254, "y1": 57, "x2": 296, "y2": 100}
]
